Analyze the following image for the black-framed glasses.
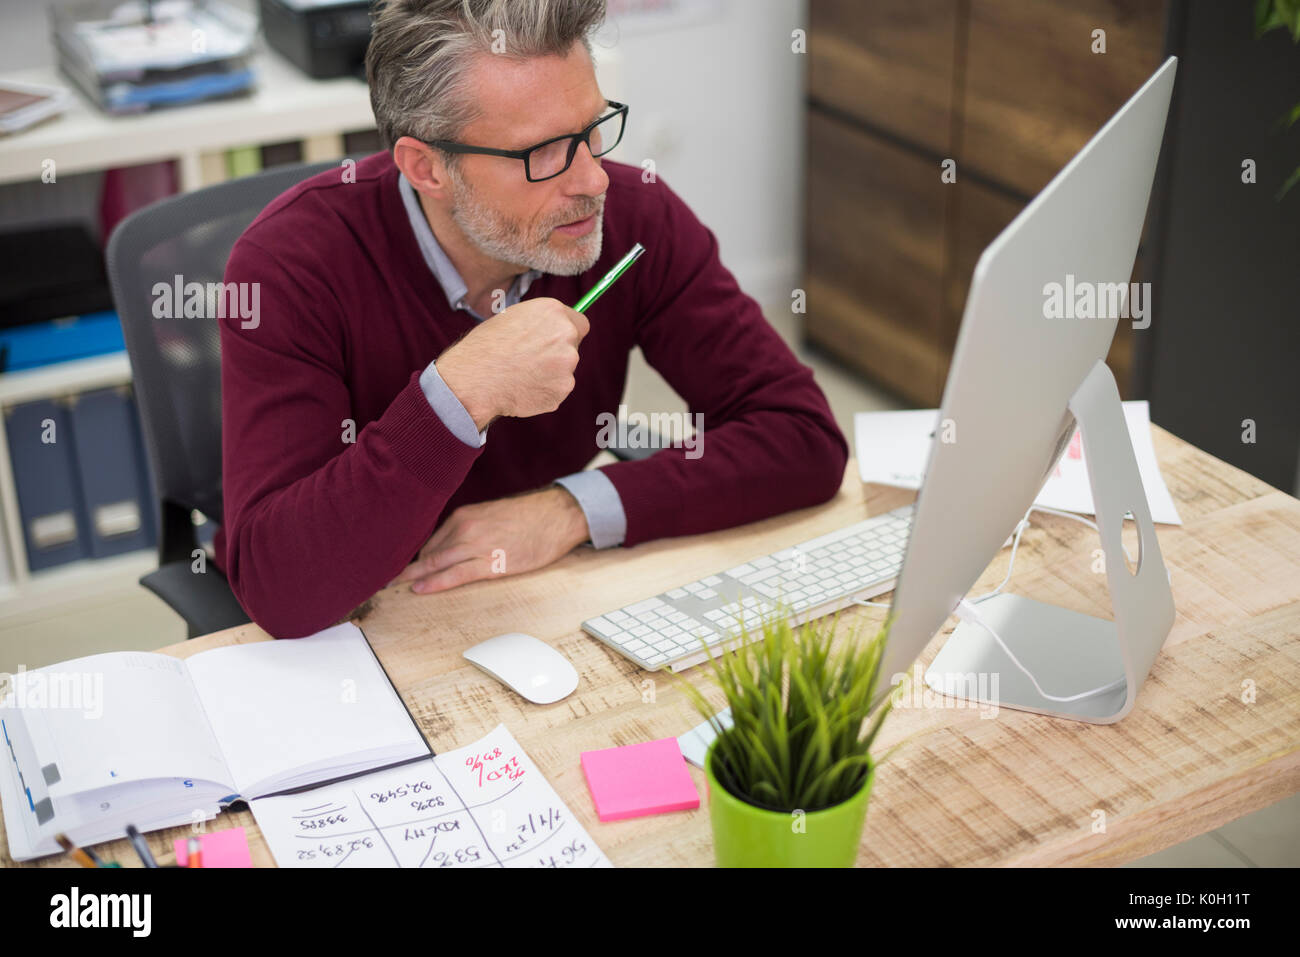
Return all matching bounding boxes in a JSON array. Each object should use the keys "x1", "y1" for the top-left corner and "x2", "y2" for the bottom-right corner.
[{"x1": 427, "y1": 100, "x2": 628, "y2": 182}]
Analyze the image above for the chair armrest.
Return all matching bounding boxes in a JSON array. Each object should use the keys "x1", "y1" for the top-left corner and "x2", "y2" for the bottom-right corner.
[{"x1": 140, "y1": 562, "x2": 250, "y2": 640}]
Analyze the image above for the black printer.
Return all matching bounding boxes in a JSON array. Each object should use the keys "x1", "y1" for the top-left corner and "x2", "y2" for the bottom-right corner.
[{"x1": 260, "y1": 0, "x2": 374, "y2": 80}]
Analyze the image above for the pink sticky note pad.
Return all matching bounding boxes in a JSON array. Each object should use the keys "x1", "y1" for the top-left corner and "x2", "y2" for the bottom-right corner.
[
  {"x1": 580, "y1": 737, "x2": 700, "y2": 822},
  {"x1": 172, "y1": 827, "x2": 252, "y2": 868}
]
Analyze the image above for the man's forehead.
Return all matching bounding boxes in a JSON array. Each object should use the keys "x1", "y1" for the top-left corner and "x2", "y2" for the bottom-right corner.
[{"x1": 461, "y1": 47, "x2": 605, "y2": 146}]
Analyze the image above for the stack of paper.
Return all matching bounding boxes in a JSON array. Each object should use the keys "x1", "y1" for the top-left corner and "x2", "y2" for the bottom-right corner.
[{"x1": 52, "y1": 0, "x2": 257, "y2": 114}]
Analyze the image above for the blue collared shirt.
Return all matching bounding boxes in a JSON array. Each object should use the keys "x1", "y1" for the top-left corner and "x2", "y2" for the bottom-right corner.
[{"x1": 399, "y1": 173, "x2": 626, "y2": 548}]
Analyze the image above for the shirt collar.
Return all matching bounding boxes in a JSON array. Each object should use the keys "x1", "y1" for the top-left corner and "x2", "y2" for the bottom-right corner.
[{"x1": 398, "y1": 172, "x2": 542, "y2": 313}]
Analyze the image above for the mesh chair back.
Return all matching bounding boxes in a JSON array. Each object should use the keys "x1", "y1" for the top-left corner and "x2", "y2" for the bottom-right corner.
[{"x1": 106, "y1": 161, "x2": 336, "y2": 525}]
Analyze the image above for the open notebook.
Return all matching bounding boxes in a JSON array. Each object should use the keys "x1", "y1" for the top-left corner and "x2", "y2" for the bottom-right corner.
[{"x1": 0, "y1": 623, "x2": 430, "y2": 861}]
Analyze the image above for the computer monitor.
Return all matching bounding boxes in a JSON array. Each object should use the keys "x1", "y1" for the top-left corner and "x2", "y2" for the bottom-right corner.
[{"x1": 878, "y1": 57, "x2": 1179, "y2": 723}]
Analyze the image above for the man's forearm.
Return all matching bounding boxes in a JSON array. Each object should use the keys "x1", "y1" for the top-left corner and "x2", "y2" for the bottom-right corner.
[{"x1": 222, "y1": 371, "x2": 484, "y2": 637}]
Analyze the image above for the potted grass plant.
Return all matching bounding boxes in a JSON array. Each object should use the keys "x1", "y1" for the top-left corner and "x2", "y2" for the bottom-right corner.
[{"x1": 674, "y1": 610, "x2": 898, "y2": 867}]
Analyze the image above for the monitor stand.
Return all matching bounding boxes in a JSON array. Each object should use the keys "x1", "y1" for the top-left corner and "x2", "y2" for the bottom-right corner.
[{"x1": 924, "y1": 360, "x2": 1176, "y2": 723}]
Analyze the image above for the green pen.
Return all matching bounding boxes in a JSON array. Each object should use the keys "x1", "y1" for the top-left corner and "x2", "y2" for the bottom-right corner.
[{"x1": 573, "y1": 242, "x2": 645, "y2": 313}]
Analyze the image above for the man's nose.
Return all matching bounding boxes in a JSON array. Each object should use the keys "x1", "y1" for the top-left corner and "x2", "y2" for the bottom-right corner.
[{"x1": 566, "y1": 140, "x2": 610, "y2": 196}]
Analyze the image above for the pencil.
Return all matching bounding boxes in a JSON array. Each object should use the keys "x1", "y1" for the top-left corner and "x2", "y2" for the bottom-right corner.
[
  {"x1": 125, "y1": 824, "x2": 158, "y2": 868},
  {"x1": 54, "y1": 833, "x2": 97, "y2": 868},
  {"x1": 573, "y1": 242, "x2": 645, "y2": 313}
]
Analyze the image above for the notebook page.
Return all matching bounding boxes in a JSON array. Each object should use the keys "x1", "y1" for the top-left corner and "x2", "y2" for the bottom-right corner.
[
  {"x1": 185, "y1": 623, "x2": 428, "y2": 797},
  {"x1": 250, "y1": 724, "x2": 612, "y2": 868},
  {"x1": 3, "y1": 652, "x2": 231, "y2": 798}
]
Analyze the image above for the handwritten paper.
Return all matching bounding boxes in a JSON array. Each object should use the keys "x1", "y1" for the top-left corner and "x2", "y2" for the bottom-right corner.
[{"x1": 249, "y1": 724, "x2": 612, "y2": 868}]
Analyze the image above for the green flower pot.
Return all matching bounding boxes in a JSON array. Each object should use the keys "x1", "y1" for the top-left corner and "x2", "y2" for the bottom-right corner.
[{"x1": 704, "y1": 740, "x2": 875, "y2": 868}]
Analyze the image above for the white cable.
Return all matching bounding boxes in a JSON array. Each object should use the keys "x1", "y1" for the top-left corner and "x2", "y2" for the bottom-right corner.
[
  {"x1": 1029, "y1": 505, "x2": 1138, "y2": 564},
  {"x1": 954, "y1": 598, "x2": 1126, "y2": 702},
  {"x1": 970, "y1": 509, "x2": 1033, "y2": 603},
  {"x1": 972, "y1": 505, "x2": 1137, "y2": 604}
]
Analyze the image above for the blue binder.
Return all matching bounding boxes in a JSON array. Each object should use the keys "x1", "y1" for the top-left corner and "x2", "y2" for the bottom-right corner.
[
  {"x1": 4, "y1": 399, "x2": 91, "y2": 571},
  {"x1": 67, "y1": 387, "x2": 157, "y2": 559}
]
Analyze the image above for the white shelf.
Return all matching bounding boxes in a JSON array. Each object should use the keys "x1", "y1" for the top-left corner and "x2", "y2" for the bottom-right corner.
[
  {"x1": 0, "y1": 548, "x2": 157, "y2": 621},
  {"x1": 0, "y1": 42, "x2": 375, "y2": 189},
  {"x1": 0, "y1": 351, "x2": 132, "y2": 406}
]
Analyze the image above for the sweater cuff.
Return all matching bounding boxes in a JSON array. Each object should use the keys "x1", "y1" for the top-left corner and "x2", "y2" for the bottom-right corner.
[
  {"x1": 419, "y1": 359, "x2": 487, "y2": 448},
  {"x1": 383, "y1": 371, "x2": 485, "y2": 487},
  {"x1": 554, "y1": 470, "x2": 627, "y2": 548}
]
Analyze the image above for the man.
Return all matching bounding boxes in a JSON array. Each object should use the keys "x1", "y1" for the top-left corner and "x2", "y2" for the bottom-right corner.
[{"x1": 217, "y1": 0, "x2": 847, "y2": 637}]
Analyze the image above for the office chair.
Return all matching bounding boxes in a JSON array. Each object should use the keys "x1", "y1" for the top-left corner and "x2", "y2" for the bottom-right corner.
[{"x1": 106, "y1": 160, "x2": 338, "y2": 638}]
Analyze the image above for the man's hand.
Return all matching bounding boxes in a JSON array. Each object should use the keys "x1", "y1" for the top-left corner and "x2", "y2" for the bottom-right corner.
[
  {"x1": 436, "y1": 297, "x2": 590, "y2": 431},
  {"x1": 392, "y1": 486, "x2": 590, "y2": 594}
]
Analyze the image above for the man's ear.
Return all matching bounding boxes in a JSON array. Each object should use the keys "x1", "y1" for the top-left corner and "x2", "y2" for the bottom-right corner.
[{"x1": 393, "y1": 136, "x2": 454, "y2": 200}]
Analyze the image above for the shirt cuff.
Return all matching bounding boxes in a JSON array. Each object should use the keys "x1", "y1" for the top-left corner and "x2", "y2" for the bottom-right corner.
[
  {"x1": 554, "y1": 470, "x2": 627, "y2": 549},
  {"x1": 419, "y1": 359, "x2": 486, "y2": 448}
]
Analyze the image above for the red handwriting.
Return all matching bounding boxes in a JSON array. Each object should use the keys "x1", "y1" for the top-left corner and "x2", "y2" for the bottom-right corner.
[{"x1": 465, "y1": 747, "x2": 525, "y2": 787}]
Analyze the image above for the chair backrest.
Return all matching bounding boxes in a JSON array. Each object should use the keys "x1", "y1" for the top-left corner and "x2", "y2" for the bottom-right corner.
[{"x1": 106, "y1": 161, "x2": 336, "y2": 528}]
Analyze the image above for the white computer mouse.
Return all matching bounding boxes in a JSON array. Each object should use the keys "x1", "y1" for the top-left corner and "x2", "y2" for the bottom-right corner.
[{"x1": 462, "y1": 633, "x2": 579, "y2": 704}]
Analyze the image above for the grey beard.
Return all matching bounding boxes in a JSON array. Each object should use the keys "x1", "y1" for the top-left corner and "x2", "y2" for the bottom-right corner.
[{"x1": 448, "y1": 174, "x2": 604, "y2": 277}]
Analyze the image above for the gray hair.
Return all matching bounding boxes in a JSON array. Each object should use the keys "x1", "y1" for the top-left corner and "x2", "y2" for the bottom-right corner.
[{"x1": 366, "y1": 0, "x2": 608, "y2": 152}]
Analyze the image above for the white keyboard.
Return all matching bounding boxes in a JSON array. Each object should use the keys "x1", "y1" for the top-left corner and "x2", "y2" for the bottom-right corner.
[{"x1": 582, "y1": 504, "x2": 914, "y2": 672}]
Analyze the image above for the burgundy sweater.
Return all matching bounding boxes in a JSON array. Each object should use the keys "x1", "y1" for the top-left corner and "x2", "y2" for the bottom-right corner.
[{"x1": 217, "y1": 153, "x2": 847, "y2": 637}]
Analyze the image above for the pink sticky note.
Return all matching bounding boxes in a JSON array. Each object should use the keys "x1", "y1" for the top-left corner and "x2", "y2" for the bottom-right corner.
[
  {"x1": 172, "y1": 827, "x2": 253, "y2": 868},
  {"x1": 580, "y1": 737, "x2": 700, "y2": 822}
]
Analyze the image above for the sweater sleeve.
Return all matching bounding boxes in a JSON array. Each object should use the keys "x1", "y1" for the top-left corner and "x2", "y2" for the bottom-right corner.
[
  {"x1": 219, "y1": 238, "x2": 482, "y2": 637},
  {"x1": 597, "y1": 179, "x2": 849, "y2": 547}
]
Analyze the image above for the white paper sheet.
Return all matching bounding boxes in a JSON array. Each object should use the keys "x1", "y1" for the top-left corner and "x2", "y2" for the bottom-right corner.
[
  {"x1": 678, "y1": 708, "x2": 733, "y2": 769},
  {"x1": 853, "y1": 401, "x2": 1181, "y2": 525},
  {"x1": 250, "y1": 724, "x2": 612, "y2": 868}
]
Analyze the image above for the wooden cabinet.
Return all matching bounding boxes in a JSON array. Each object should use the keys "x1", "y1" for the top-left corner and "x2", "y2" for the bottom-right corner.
[
  {"x1": 805, "y1": 111, "x2": 950, "y2": 402},
  {"x1": 962, "y1": 0, "x2": 1166, "y2": 196},
  {"x1": 804, "y1": 0, "x2": 1167, "y2": 406}
]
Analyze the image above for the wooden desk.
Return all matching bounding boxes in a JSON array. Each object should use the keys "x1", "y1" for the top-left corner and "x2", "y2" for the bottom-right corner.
[{"x1": 5, "y1": 426, "x2": 1298, "y2": 867}]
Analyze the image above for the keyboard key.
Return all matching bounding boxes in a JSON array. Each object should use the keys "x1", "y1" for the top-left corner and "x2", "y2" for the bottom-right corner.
[
  {"x1": 626, "y1": 597, "x2": 666, "y2": 615},
  {"x1": 740, "y1": 566, "x2": 781, "y2": 585},
  {"x1": 585, "y1": 616, "x2": 619, "y2": 638}
]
